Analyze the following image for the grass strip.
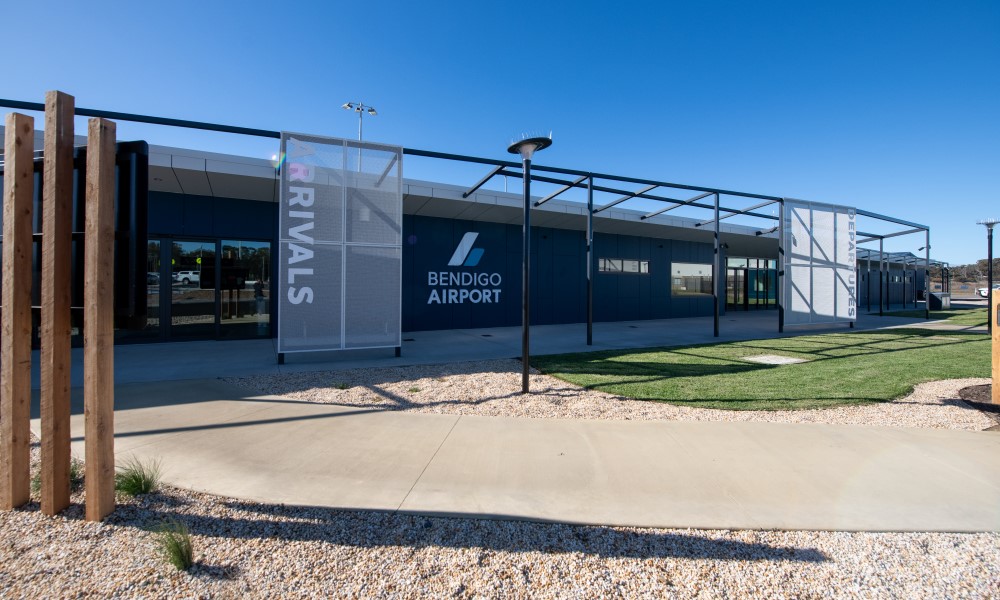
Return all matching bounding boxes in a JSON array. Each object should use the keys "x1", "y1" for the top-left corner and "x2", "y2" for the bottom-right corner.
[
  {"x1": 533, "y1": 329, "x2": 990, "y2": 410},
  {"x1": 878, "y1": 308, "x2": 987, "y2": 327}
]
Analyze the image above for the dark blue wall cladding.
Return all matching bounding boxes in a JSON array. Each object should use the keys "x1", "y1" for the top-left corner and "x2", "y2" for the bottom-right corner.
[
  {"x1": 148, "y1": 192, "x2": 275, "y2": 240},
  {"x1": 857, "y1": 265, "x2": 928, "y2": 309},
  {"x1": 145, "y1": 195, "x2": 719, "y2": 332},
  {"x1": 402, "y1": 214, "x2": 715, "y2": 332}
]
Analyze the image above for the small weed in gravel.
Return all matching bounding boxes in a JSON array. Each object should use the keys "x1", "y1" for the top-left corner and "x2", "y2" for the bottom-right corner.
[
  {"x1": 334, "y1": 382, "x2": 350, "y2": 390},
  {"x1": 154, "y1": 518, "x2": 194, "y2": 571},
  {"x1": 31, "y1": 458, "x2": 85, "y2": 494},
  {"x1": 408, "y1": 387, "x2": 420, "y2": 393},
  {"x1": 115, "y1": 457, "x2": 162, "y2": 497}
]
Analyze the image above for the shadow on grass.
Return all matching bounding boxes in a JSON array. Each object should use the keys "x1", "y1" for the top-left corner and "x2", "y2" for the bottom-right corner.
[
  {"x1": 539, "y1": 361, "x2": 771, "y2": 380},
  {"x1": 535, "y1": 329, "x2": 984, "y2": 376},
  {"x1": 104, "y1": 495, "x2": 829, "y2": 563},
  {"x1": 636, "y1": 396, "x2": 885, "y2": 411}
]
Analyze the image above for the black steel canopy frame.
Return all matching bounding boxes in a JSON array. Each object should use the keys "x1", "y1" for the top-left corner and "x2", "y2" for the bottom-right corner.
[{"x1": 0, "y1": 97, "x2": 935, "y2": 346}]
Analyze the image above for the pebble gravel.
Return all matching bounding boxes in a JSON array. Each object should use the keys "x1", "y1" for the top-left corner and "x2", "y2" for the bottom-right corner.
[
  {"x1": 5, "y1": 365, "x2": 998, "y2": 597},
  {"x1": 2, "y1": 434, "x2": 998, "y2": 599},
  {"x1": 227, "y1": 359, "x2": 996, "y2": 431}
]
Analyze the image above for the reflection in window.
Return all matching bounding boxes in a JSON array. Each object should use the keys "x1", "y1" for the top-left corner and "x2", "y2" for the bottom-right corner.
[
  {"x1": 599, "y1": 258, "x2": 649, "y2": 274},
  {"x1": 728, "y1": 257, "x2": 777, "y2": 269},
  {"x1": 671, "y1": 262, "x2": 713, "y2": 296}
]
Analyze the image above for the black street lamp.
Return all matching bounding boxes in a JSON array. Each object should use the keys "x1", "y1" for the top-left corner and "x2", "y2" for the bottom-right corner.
[
  {"x1": 508, "y1": 134, "x2": 552, "y2": 394},
  {"x1": 979, "y1": 218, "x2": 998, "y2": 333}
]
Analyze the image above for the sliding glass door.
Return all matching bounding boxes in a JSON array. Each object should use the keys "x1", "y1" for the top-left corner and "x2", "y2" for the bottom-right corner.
[
  {"x1": 145, "y1": 238, "x2": 272, "y2": 340},
  {"x1": 219, "y1": 240, "x2": 271, "y2": 339},
  {"x1": 169, "y1": 240, "x2": 216, "y2": 338}
]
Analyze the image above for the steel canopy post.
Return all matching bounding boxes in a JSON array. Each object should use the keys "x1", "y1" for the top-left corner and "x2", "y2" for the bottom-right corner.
[
  {"x1": 905, "y1": 260, "x2": 909, "y2": 308},
  {"x1": 714, "y1": 193, "x2": 720, "y2": 337},
  {"x1": 777, "y1": 199, "x2": 785, "y2": 333},
  {"x1": 879, "y1": 239, "x2": 884, "y2": 316},
  {"x1": 925, "y1": 230, "x2": 931, "y2": 319},
  {"x1": 586, "y1": 176, "x2": 594, "y2": 346},
  {"x1": 866, "y1": 254, "x2": 871, "y2": 312}
]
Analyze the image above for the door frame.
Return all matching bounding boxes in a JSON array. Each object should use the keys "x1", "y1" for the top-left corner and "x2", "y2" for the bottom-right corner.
[{"x1": 151, "y1": 236, "x2": 274, "y2": 340}]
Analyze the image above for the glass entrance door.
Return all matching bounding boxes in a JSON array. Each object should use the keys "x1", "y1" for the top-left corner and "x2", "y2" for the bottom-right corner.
[
  {"x1": 151, "y1": 238, "x2": 272, "y2": 340},
  {"x1": 726, "y1": 268, "x2": 745, "y2": 310},
  {"x1": 727, "y1": 258, "x2": 777, "y2": 311},
  {"x1": 219, "y1": 240, "x2": 271, "y2": 339},
  {"x1": 169, "y1": 240, "x2": 216, "y2": 338}
]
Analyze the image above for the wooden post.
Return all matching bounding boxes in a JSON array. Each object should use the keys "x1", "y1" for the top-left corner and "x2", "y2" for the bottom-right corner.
[
  {"x1": 992, "y1": 293, "x2": 999, "y2": 404},
  {"x1": 1, "y1": 113, "x2": 35, "y2": 510},
  {"x1": 41, "y1": 91, "x2": 75, "y2": 515},
  {"x1": 84, "y1": 118, "x2": 116, "y2": 522}
]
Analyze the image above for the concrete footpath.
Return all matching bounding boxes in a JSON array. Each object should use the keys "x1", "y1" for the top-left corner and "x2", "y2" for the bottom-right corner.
[
  {"x1": 30, "y1": 379, "x2": 1000, "y2": 533},
  {"x1": 30, "y1": 308, "x2": 960, "y2": 388}
]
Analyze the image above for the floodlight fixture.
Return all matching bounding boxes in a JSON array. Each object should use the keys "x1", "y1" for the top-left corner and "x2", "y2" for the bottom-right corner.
[
  {"x1": 978, "y1": 218, "x2": 999, "y2": 332},
  {"x1": 508, "y1": 132, "x2": 553, "y2": 394},
  {"x1": 342, "y1": 100, "x2": 377, "y2": 141}
]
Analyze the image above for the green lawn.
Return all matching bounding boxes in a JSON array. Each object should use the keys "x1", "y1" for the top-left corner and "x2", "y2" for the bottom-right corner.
[
  {"x1": 879, "y1": 308, "x2": 988, "y2": 327},
  {"x1": 532, "y1": 330, "x2": 990, "y2": 411}
]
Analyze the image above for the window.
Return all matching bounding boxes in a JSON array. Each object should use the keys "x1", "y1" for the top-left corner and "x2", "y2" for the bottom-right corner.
[
  {"x1": 599, "y1": 258, "x2": 649, "y2": 275},
  {"x1": 671, "y1": 262, "x2": 713, "y2": 296},
  {"x1": 728, "y1": 257, "x2": 777, "y2": 270}
]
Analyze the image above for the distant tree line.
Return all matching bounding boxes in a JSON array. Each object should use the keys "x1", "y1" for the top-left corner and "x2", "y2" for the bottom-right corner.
[{"x1": 938, "y1": 258, "x2": 1000, "y2": 282}]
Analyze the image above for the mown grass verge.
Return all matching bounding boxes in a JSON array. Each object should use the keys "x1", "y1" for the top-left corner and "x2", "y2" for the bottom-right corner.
[
  {"x1": 532, "y1": 329, "x2": 990, "y2": 410},
  {"x1": 879, "y1": 308, "x2": 987, "y2": 327}
]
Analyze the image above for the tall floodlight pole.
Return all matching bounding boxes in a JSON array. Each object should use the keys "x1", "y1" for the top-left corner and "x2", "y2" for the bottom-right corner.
[
  {"x1": 342, "y1": 101, "x2": 376, "y2": 172},
  {"x1": 509, "y1": 134, "x2": 552, "y2": 394},
  {"x1": 341, "y1": 101, "x2": 376, "y2": 141},
  {"x1": 979, "y1": 218, "x2": 998, "y2": 333}
]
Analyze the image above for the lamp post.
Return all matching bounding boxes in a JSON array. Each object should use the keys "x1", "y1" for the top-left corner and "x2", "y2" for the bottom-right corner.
[
  {"x1": 979, "y1": 218, "x2": 998, "y2": 333},
  {"x1": 508, "y1": 134, "x2": 552, "y2": 394},
  {"x1": 341, "y1": 101, "x2": 376, "y2": 141}
]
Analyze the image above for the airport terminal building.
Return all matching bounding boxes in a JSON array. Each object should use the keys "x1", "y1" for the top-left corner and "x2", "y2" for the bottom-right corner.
[{"x1": 1, "y1": 125, "x2": 942, "y2": 351}]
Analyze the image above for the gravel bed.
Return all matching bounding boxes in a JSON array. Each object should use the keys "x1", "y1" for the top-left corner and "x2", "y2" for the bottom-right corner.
[
  {"x1": 3, "y1": 435, "x2": 998, "y2": 598},
  {"x1": 7, "y1": 365, "x2": 996, "y2": 596},
  {"x1": 226, "y1": 359, "x2": 996, "y2": 431}
]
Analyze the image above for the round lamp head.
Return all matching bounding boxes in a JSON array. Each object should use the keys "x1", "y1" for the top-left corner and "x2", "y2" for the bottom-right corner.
[
  {"x1": 508, "y1": 135, "x2": 552, "y2": 160},
  {"x1": 978, "y1": 218, "x2": 1000, "y2": 230}
]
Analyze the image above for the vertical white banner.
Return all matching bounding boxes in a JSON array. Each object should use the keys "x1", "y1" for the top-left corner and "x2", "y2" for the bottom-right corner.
[
  {"x1": 782, "y1": 199, "x2": 857, "y2": 325},
  {"x1": 277, "y1": 133, "x2": 402, "y2": 353}
]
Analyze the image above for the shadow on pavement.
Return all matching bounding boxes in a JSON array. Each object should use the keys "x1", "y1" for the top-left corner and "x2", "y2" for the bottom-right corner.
[{"x1": 112, "y1": 494, "x2": 830, "y2": 563}]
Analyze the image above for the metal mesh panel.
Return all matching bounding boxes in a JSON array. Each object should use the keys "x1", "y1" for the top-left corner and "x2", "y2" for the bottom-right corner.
[
  {"x1": 278, "y1": 133, "x2": 402, "y2": 353},
  {"x1": 278, "y1": 243, "x2": 342, "y2": 352},
  {"x1": 345, "y1": 246, "x2": 402, "y2": 348},
  {"x1": 782, "y1": 199, "x2": 857, "y2": 325}
]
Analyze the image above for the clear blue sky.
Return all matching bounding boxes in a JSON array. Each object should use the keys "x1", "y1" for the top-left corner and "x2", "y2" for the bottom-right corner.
[{"x1": 5, "y1": 0, "x2": 998, "y2": 264}]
